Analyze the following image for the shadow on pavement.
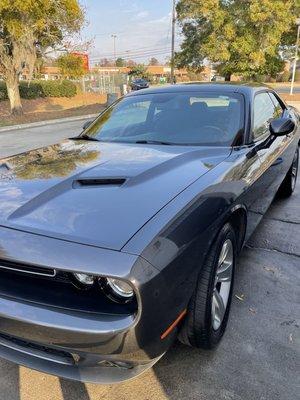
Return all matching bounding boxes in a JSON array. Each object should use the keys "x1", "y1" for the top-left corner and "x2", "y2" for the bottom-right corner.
[
  {"x1": 0, "y1": 361, "x2": 20, "y2": 400},
  {"x1": 60, "y1": 378, "x2": 90, "y2": 400}
]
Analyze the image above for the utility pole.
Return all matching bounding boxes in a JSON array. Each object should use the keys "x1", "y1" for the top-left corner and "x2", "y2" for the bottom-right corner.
[
  {"x1": 290, "y1": 18, "x2": 300, "y2": 95},
  {"x1": 111, "y1": 34, "x2": 117, "y2": 65},
  {"x1": 170, "y1": 0, "x2": 176, "y2": 84}
]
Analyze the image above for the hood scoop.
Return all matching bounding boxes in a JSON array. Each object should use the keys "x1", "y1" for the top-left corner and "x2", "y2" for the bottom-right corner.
[{"x1": 74, "y1": 178, "x2": 127, "y2": 188}]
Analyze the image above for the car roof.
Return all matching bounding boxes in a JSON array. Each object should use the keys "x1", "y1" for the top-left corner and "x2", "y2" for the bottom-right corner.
[{"x1": 127, "y1": 82, "x2": 271, "y2": 97}]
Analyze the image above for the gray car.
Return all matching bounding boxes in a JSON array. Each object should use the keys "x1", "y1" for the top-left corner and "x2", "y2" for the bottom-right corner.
[{"x1": 0, "y1": 83, "x2": 298, "y2": 383}]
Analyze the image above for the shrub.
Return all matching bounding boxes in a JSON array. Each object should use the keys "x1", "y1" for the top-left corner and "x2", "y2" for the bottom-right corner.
[
  {"x1": 252, "y1": 74, "x2": 267, "y2": 83},
  {"x1": 277, "y1": 71, "x2": 290, "y2": 83},
  {"x1": 0, "y1": 79, "x2": 77, "y2": 101},
  {"x1": 19, "y1": 82, "x2": 45, "y2": 99},
  {"x1": 25, "y1": 80, "x2": 77, "y2": 98}
]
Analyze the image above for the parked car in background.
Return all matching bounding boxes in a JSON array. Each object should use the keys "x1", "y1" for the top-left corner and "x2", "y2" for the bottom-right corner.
[
  {"x1": 211, "y1": 75, "x2": 226, "y2": 82},
  {"x1": 130, "y1": 78, "x2": 149, "y2": 91},
  {"x1": 0, "y1": 84, "x2": 298, "y2": 384}
]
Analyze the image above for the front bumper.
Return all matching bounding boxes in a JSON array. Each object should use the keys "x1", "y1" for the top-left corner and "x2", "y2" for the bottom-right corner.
[
  {"x1": 0, "y1": 295, "x2": 161, "y2": 383},
  {"x1": 0, "y1": 226, "x2": 175, "y2": 383},
  {"x1": 0, "y1": 335, "x2": 162, "y2": 384}
]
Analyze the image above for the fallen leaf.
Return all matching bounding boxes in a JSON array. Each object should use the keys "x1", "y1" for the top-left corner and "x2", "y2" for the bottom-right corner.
[
  {"x1": 264, "y1": 266, "x2": 276, "y2": 274},
  {"x1": 235, "y1": 294, "x2": 245, "y2": 301},
  {"x1": 289, "y1": 334, "x2": 293, "y2": 343},
  {"x1": 249, "y1": 307, "x2": 256, "y2": 314}
]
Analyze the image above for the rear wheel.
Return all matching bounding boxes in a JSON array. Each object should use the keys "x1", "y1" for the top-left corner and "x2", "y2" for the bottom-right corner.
[
  {"x1": 179, "y1": 223, "x2": 236, "y2": 349},
  {"x1": 278, "y1": 148, "x2": 299, "y2": 198}
]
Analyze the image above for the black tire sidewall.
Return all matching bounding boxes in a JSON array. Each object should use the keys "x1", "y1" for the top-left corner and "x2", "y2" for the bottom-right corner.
[
  {"x1": 279, "y1": 148, "x2": 299, "y2": 197},
  {"x1": 183, "y1": 223, "x2": 237, "y2": 349}
]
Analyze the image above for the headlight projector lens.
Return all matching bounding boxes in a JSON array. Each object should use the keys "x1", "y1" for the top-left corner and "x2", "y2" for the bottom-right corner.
[
  {"x1": 73, "y1": 273, "x2": 95, "y2": 286},
  {"x1": 103, "y1": 278, "x2": 134, "y2": 302}
]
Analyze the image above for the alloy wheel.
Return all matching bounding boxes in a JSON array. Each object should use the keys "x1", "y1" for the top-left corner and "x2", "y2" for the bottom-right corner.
[
  {"x1": 212, "y1": 239, "x2": 234, "y2": 331},
  {"x1": 291, "y1": 151, "x2": 299, "y2": 192}
]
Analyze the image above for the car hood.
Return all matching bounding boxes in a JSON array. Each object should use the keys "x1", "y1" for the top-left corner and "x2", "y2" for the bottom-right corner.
[{"x1": 0, "y1": 140, "x2": 231, "y2": 251}]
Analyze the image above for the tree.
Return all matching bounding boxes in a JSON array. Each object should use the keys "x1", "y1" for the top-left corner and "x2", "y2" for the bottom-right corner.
[
  {"x1": 149, "y1": 57, "x2": 159, "y2": 66},
  {"x1": 115, "y1": 57, "x2": 125, "y2": 67},
  {"x1": 128, "y1": 64, "x2": 148, "y2": 78},
  {"x1": 176, "y1": 0, "x2": 299, "y2": 81},
  {"x1": 57, "y1": 53, "x2": 85, "y2": 79},
  {"x1": 0, "y1": 0, "x2": 84, "y2": 115},
  {"x1": 126, "y1": 59, "x2": 137, "y2": 67},
  {"x1": 96, "y1": 58, "x2": 113, "y2": 67}
]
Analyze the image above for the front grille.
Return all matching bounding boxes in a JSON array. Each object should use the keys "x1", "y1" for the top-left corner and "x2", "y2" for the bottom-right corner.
[
  {"x1": 0, "y1": 259, "x2": 56, "y2": 277},
  {"x1": 0, "y1": 333, "x2": 75, "y2": 366},
  {"x1": 0, "y1": 260, "x2": 137, "y2": 316}
]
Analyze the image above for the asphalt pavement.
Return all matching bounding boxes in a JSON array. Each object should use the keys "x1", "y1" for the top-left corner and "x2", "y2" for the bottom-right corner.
[
  {"x1": 0, "y1": 121, "x2": 299, "y2": 400},
  {"x1": 0, "y1": 118, "x2": 92, "y2": 159},
  {"x1": 276, "y1": 86, "x2": 300, "y2": 94}
]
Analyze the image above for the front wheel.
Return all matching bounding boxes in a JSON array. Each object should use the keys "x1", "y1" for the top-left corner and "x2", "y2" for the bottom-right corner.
[
  {"x1": 179, "y1": 223, "x2": 236, "y2": 349},
  {"x1": 278, "y1": 148, "x2": 299, "y2": 198}
]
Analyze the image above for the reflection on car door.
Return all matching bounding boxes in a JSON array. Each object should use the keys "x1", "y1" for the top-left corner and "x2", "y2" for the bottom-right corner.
[{"x1": 251, "y1": 91, "x2": 296, "y2": 213}]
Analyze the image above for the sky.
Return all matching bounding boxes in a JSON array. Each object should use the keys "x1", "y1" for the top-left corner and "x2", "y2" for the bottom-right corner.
[{"x1": 80, "y1": 0, "x2": 181, "y2": 64}]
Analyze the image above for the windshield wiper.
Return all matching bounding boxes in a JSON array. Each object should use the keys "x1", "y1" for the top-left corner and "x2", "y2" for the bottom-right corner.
[
  {"x1": 135, "y1": 140, "x2": 173, "y2": 145},
  {"x1": 70, "y1": 134, "x2": 100, "y2": 142}
]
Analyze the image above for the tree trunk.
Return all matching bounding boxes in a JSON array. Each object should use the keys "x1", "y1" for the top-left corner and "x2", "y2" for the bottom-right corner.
[
  {"x1": 6, "y1": 75, "x2": 23, "y2": 116},
  {"x1": 224, "y1": 73, "x2": 232, "y2": 82}
]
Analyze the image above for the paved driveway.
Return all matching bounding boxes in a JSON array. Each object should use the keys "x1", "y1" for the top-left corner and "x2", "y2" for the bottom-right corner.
[
  {"x1": 0, "y1": 122, "x2": 299, "y2": 400},
  {"x1": 0, "y1": 118, "x2": 91, "y2": 159}
]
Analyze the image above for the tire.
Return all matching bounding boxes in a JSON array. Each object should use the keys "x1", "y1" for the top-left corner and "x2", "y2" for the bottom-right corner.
[
  {"x1": 179, "y1": 223, "x2": 236, "y2": 349},
  {"x1": 278, "y1": 148, "x2": 299, "y2": 198}
]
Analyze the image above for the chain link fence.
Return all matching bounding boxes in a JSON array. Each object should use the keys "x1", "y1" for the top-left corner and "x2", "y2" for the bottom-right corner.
[{"x1": 81, "y1": 73, "x2": 128, "y2": 96}]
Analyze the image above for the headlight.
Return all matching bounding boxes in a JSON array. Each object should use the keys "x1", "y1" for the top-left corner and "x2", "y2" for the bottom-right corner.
[
  {"x1": 106, "y1": 278, "x2": 134, "y2": 298},
  {"x1": 72, "y1": 273, "x2": 135, "y2": 303},
  {"x1": 102, "y1": 278, "x2": 134, "y2": 303},
  {"x1": 73, "y1": 273, "x2": 95, "y2": 287}
]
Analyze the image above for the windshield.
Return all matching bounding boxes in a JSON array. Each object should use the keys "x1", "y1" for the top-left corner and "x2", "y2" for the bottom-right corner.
[{"x1": 83, "y1": 91, "x2": 244, "y2": 146}]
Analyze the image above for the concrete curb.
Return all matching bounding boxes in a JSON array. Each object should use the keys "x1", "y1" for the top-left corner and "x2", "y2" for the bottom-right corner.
[{"x1": 0, "y1": 113, "x2": 98, "y2": 133}]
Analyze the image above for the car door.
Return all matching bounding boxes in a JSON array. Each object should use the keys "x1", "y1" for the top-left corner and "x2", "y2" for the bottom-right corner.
[{"x1": 251, "y1": 91, "x2": 296, "y2": 212}]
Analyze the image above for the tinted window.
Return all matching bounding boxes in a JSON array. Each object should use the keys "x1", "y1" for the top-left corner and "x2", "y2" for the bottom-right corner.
[
  {"x1": 268, "y1": 92, "x2": 284, "y2": 118},
  {"x1": 253, "y1": 92, "x2": 277, "y2": 139},
  {"x1": 84, "y1": 91, "x2": 244, "y2": 146}
]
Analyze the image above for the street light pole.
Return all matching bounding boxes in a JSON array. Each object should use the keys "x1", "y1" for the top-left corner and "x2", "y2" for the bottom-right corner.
[
  {"x1": 111, "y1": 34, "x2": 117, "y2": 65},
  {"x1": 290, "y1": 18, "x2": 300, "y2": 95},
  {"x1": 170, "y1": 0, "x2": 176, "y2": 84}
]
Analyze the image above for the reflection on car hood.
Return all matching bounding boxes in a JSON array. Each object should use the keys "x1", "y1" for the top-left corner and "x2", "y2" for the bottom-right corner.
[{"x1": 0, "y1": 140, "x2": 231, "y2": 250}]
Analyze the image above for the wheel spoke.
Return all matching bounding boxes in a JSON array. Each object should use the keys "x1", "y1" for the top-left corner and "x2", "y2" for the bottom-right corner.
[
  {"x1": 217, "y1": 262, "x2": 233, "y2": 282},
  {"x1": 212, "y1": 239, "x2": 234, "y2": 330},
  {"x1": 218, "y1": 240, "x2": 229, "y2": 266},
  {"x1": 213, "y1": 290, "x2": 226, "y2": 326}
]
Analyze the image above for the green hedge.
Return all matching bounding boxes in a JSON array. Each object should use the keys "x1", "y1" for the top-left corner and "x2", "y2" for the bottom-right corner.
[{"x1": 0, "y1": 80, "x2": 77, "y2": 101}]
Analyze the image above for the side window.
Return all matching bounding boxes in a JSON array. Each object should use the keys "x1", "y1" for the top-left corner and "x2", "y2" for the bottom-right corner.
[
  {"x1": 253, "y1": 92, "x2": 276, "y2": 140},
  {"x1": 268, "y1": 92, "x2": 284, "y2": 119}
]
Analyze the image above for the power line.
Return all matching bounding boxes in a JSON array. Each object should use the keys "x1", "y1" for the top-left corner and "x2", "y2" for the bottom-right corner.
[
  {"x1": 89, "y1": 44, "x2": 181, "y2": 60},
  {"x1": 90, "y1": 50, "x2": 180, "y2": 63},
  {"x1": 91, "y1": 49, "x2": 181, "y2": 64}
]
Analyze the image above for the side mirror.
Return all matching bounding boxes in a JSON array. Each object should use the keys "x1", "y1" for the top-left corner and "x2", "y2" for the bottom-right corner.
[
  {"x1": 270, "y1": 117, "x2": 295, "y2": 137},
  {"x1": 82, "y1": 120, "x2": 93, "y2": 130}
]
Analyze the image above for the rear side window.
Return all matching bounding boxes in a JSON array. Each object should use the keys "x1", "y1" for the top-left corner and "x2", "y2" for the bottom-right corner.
[{"x1": 253, "y1": 92, "x2": 277, "y2": 140}]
